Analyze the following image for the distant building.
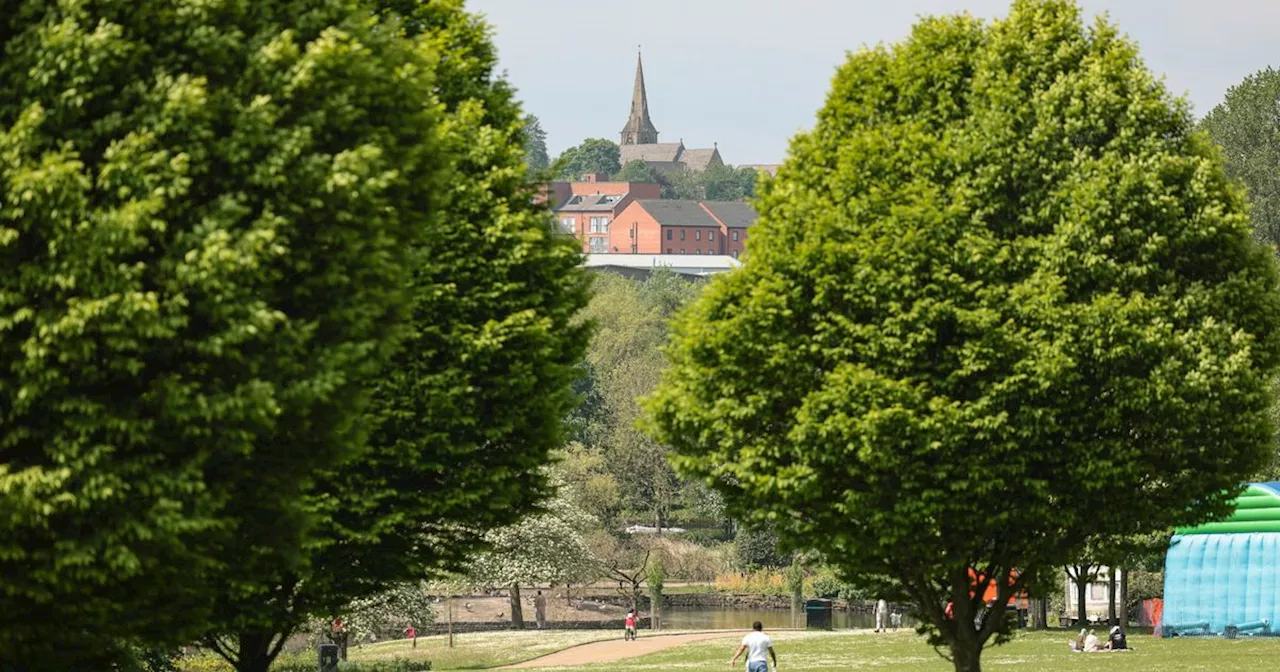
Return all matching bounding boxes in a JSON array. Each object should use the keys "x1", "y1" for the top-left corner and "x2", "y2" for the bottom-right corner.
[
  {"x1": 546, "y1": 174, "x2": 661, "y2": 254},
  {"x1": 740, "y1": 164, "x2": 781, "y2": 177},
  {"x1": 618, "y1": 54, "x2": 723, "y2": 174},
  {"x1": 609, "y1": 199, "x2": 756, "y2": 257},
  {"x1": 585, "y1": 253, "x2": 741, "y2": 279}
]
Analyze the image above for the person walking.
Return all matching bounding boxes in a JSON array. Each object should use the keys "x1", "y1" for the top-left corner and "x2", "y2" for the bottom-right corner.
[
  {"x1": 534, "y1": 590, "x2": 548, "y2": 629},
  {"x1": 875, "y1": 598, "x2": 889, "y2": 632},
  {"x1": 403, "y1": 625, "x2": 417, "y2": 648},
  {"x1": 730, "y1": 621, "x2": 777, "y2": 672}
]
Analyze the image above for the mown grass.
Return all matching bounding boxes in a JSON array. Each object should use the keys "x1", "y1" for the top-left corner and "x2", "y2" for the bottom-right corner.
[{"x1": 532, "y1": 629, "x2": 1280, "y2": 671}]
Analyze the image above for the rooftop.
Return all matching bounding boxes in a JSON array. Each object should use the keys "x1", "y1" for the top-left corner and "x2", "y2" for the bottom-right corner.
[{"x1": 635, "y1": 199, "x2": 721, "y2": 228}]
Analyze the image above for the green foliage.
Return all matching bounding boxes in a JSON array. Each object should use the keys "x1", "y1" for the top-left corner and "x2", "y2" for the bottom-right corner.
[
  {"x1": 0, "y1": 1, "x2": 439, "y2": 665},
  {"x1": 193, "y1": 2, "x2": 589, "y2": 670},
  {"x1": 735, "y1": 524, "x2": 787, "y2": 570},
  {"x1": 579, "y1": 271, "x2": 701, "y2": 530},
  {"x1": 616, "y1": 159, "x2": 662, "y2": 183},
  {"x1": 700, "y1": 164, "x2": 759, "y2": 201},
  {"x1": 644, "y1": 1, "x2": 1280, "y2": 669},
  {"x1": 523, "y1": 114, "x2": 550, "y2": 171},
  {"x1": 554, "y1": 138, "x2": 621, "y2": 179},
  {"x1": 1201, "y1": 67, "x2": 1280, "y2": 250}
]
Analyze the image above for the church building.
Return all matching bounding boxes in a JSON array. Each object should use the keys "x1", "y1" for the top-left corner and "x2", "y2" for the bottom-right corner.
[{"x1": 618, "y1": 54, "x2": 724, "y2": 173}]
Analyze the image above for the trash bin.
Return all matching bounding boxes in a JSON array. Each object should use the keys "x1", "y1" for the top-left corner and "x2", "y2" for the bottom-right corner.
[
  {"x1": 318, "y1": 643, "x2": 340, "y2": 672},
  {"x1": 805, "y1": 598, "x2": 834, "y2": 630}
]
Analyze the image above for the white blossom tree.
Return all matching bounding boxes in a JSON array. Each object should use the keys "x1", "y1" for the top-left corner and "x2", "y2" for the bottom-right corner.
[{"x1": 468, "y1": 494, "x2": 597, "y2": 628}]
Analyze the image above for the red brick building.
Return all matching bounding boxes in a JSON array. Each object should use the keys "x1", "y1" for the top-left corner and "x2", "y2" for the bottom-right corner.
[
  {"x1": 609, "y1": 199, "x2": 756, "y2": 256},
  {"x1": 547, "y1": 174, "x2": 661, "y2": 253}
]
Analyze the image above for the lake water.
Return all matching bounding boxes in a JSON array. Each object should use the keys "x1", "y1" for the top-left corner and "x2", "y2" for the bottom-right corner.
[{"x1": 658, "y1": 607, "x2": 915, "y2": 631}]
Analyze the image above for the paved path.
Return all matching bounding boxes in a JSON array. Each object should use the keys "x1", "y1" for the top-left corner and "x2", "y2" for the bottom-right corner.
[{"x1": 501, "y1": 631, "x2": 740, "y2": 668}]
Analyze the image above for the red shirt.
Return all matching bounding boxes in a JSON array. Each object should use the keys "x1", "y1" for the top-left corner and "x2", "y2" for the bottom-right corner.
[
  {"x1": 625, "y1": 614, "x2": 636, "y2": 627},
  {"x1": 404, "y1": 626, "x2": 415, "y2": 638}
]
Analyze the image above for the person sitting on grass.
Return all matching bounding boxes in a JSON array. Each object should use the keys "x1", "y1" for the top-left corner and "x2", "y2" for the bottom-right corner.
[
  {"x1": 730, "y1": 621, "x2": 777, "y2": 672},
  {"x1": 1084, "y1": 629, "x2": 1103, "y2": 652},
  {"x1": 1069, "y1": 628, "x2": 1087, "y2": 652},
  {"x1": 1105, "y1": 625, "x2": 1130, "y2": 651}
]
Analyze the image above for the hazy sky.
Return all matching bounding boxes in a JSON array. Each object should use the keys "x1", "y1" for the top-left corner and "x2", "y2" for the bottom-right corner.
[{"x1": 468, "y1": 0, "x2": 1280, "y2": 165}]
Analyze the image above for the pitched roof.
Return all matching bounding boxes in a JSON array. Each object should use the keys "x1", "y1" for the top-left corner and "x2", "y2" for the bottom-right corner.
[
  {"x1": 620, "y1": 142, "x2": 684, "y2": 165},
  {"x1": 701, "y1": 201, "x2": 758, "y2": 228},
  {"x1": 556, "y1": 193, "x2": 628, "y2": 212},
  {"x1": 680, "y1": 147, "x2": 722, "y2": 172},
  {"x1": 636, "y1": 199, "x2": 720, "y2": 228}
]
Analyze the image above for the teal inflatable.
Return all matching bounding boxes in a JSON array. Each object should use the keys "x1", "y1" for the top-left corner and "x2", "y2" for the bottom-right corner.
[{"x1": 1163, "y1": 483, "x2": 1280, "y2": 636}]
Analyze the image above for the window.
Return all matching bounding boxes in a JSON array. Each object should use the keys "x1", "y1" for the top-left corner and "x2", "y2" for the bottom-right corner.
[
  {"x1": 709, "y1": 230, "x2": 715, "y2": 242},
  {"x1": 732, "y1": 250, "x2": 740, "y2": 259},
  {"x1": 589, "y1": 236, "x2": 608, "y2": 253},
  {"x1": 695, "y1": 230, "x2": 701, "y2": 241},
  {"x1": 1089, "y1": 583, "x2": 1107, "y2": 601},
  {"x1": 732, "y1": 230, "x2": 740, "y2": 242},
  {"x1": 708, "y1": 248, "x2": 714, "y2": 255},
  {"x1": 666, "y1": 229, "x2": 672, "y2": 240},
  {"x1": 680, "y1": 230, "x2": 686, "y2": 241},
  {"x1": 680, "y1": 249, "x2": 686, "y2": 254},
  {"x1": 695, "y1": 249, "x2": 702, "y2": 255},
  {"x1": 666, "y1": 248, "x2": 673, "y2": 254},
  {"x1": 559, "y1": 218, "x2": 575, "y2": 234},
  {"x1": 589, "y1": 217, "x2": 610, "y2": 234}
]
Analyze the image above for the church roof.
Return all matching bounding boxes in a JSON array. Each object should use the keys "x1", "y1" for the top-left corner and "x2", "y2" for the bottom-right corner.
[
  {"x1": 636, "y1": 199, "x2": 721, "y2": 228},
  {"x1": 701, "y1": 201, "x2": 757, "y2": 229},
  {"x1": 680, "y1": 147, "x2": 722, "y2": 172},
  {"x1": 620, "y1": 142, "x2": 685, "y2": 164}
]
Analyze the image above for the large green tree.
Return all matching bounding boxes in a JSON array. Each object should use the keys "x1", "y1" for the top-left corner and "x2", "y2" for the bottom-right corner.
[
  {"x1": 0, "y1": 1, "x2": 437, "y2": 667},
  {"x1": 1201, "y1": 67, "x2": 1280, "y2": 250},
  {"x1": 196, "y1": 3, "x2": 589, "y2": 670},
  {"x1": 554, "y1": 137, "x2": 620, "y2": 179},
  {"x1": 644, "y1": 2, "x2": 1280, "y2": 671},
  {"x1": 523, "y1": 113, "x2": 550, "y2": 172}
]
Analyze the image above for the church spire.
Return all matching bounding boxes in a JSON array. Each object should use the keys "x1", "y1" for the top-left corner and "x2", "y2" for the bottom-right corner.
[{"x1": 620, "y1": 50, "x2": 659, "y2": 146}]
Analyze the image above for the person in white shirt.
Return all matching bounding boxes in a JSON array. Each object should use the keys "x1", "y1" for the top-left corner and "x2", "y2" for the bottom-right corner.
[
  {"x1": 729, "y1": 621, "x2": 777, "y2": 672},
  {"x1": 875, "y1": 599, "x2": 889, "y2": 632},
  {"x1": 1083, "y1": 630, "x2": 1102, "y2": 652}
]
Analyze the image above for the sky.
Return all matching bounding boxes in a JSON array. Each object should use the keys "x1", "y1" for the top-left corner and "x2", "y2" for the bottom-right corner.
[{"x1": 467, "y1": 0, "x2": 1280, "y2": 165}]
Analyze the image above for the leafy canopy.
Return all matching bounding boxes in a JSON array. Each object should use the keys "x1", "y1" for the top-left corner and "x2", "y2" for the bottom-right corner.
[
  {"x1": 1202, "y1": 67, "x2": 1280, "y2": 251},
  {"x1": 554, "y1": 138, "x2": 621, "y2": 179},
  {"x1": 196, "y1": 1, "x2": 590, "y2": 669},
  {"x1": 645, "y1": 1, "x2": 1280, "y2": 670},
  {"x1": 0, "y1": 0, "x2": 437, "y2": 665}
]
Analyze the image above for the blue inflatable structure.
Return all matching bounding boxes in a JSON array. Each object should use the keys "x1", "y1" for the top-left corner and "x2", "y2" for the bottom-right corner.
[{"x1": 1162, "y1": 482, "x2": 1280, "y2": 637}]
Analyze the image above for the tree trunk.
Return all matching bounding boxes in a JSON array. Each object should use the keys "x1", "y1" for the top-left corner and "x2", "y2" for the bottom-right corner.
[
  {"x1": 1119, "y1": 569, "x2": 1129, "y2": 627},
  {"x1": 1107, "y1": 570, "x2": 1118, "y2": 626},
  {"x1": 234, "y1": 631, "x2": 278, "y2": 672},
  {"x1": 1036, "y1": 597, "x2": 1049, "y2": 630},
  {"x1": 1075, "y1": 570, "x2": 1085, "y2": 624},
  {"x1": 509, "y1": 584, "x2": 525, "y2": 629},
  {"x1": 950, "y1": 638, "x2": 983, "y2": 672}
]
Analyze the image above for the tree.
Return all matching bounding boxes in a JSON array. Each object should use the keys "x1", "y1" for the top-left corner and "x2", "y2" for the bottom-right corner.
[
  {"x1": 195, "y1": 2, "x2": 589, "y2": 670},
  {"x1": 616, "y1": 159, "x2": 663, "y2": 183},
  {"x1": 523, "y1": 114, "x2": 550, "y2": 172},
  {"x1": 735, "y1": 524, "x2": 787, "y2": 571},
  {"x1": 0, "y1": 2, "x2": 436, "y2": 666},
  {"x1": 467, "y1": 492, "x2": 597, "y2": 629},
  {"x1": 701, "y1": 164, "x2": 758, "y2": 201},
  {"x1": 647, "y1": 555, "x2": 665, "y2": 630},
  {"x1": 643, "y1": 2, "x2": 1280, "y2": 670},
  {"x1": 661, "y1": 168, "x2": 704, "y2": 200},
  {"x1": 1201, "y1": 67, "x2": 1280, "y2": 250},
  {"x1": 555, "y1": 138, "x2": 620, "y2": 179}
]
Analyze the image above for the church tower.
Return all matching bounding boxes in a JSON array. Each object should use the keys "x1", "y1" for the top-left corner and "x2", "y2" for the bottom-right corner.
[{"x1": 619, "y1": 52, "x2": 659, "y2": 146}]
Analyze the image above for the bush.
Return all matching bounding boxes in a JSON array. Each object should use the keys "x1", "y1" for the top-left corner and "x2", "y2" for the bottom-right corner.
[
  {"x1": 734, "y1": 525, "x2": 787, "y2": 570},
  {"x1": 647, "y1": 538, "x2": 732, "y2": 582}
]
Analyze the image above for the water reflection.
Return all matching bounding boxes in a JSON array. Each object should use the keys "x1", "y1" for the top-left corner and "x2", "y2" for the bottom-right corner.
[{"x1": 659, "y1": 608, "x2": 916, "y2": 631}]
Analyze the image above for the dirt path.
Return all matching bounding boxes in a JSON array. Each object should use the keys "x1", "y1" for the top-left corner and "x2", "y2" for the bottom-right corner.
[{"x1": 500, "y1": 631, "x2": 740, "y2": 668}]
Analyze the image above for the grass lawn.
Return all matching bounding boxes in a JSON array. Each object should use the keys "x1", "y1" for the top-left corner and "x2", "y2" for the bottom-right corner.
[
  {"x1": 527, "y1": 629, "x2": 1280, "y2": 671},
  {"x1": 347, "y1": 629, "x2": 653, "y2": 669}
]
